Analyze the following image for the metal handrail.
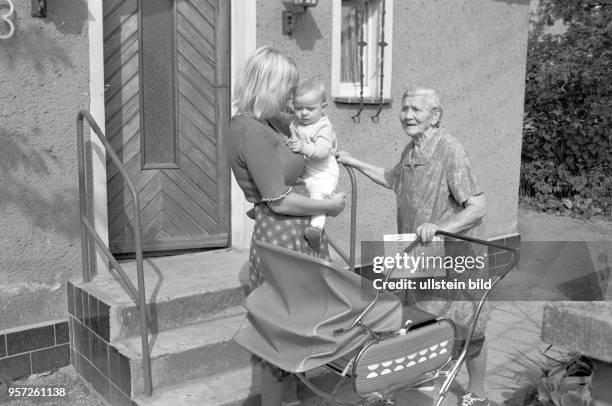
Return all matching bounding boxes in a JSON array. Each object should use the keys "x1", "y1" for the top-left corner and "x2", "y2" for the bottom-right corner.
[{"x1": 76, "y1": 110, "x2": 153, "y2": 397}]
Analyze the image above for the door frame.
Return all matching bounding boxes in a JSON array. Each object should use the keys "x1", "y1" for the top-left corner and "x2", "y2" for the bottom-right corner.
[{"x1": 86, "y1": 0, "x2": 256, "y2": 267}]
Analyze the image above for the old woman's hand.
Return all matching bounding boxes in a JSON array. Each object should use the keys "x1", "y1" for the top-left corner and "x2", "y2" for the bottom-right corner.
[
  {"x1": 416, "y1": 223, "x2": 440, "y2": 243},
  {"x1": 336, "y1": 150, "x2": 356, "y2": 166}
]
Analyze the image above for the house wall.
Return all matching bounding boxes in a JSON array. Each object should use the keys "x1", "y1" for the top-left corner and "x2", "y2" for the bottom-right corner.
[
  {"x1": 0, "y1": 0, "x2": 529, "y2": 330},
  {"x1": 256, "y1": 0, "x2": 529, "y2": 249},
  {"x1": 0, "y1": 0, "x2": 89, "y2": 330}
]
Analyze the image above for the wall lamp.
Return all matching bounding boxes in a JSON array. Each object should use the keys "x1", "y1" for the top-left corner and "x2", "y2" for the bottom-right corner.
[
  {"x1": 282, "y1": 0, "x2": 319, "y2": 35},
  {"x1": 31, "y1": 0, "x2": 47, "y2": 18}
]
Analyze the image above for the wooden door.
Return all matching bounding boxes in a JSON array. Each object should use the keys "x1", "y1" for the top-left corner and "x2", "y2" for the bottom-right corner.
[{"x1": 103, "y1": 0, "x2": 230, "y2": 254}]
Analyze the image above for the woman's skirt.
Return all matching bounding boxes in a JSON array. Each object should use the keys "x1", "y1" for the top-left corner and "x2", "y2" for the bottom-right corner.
[{"x1": 247, "y1": 194, "x2": 331, "y2": 381}]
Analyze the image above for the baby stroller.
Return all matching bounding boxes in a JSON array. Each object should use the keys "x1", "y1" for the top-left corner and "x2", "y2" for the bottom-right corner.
[{"x1": 234, "y1": 167, "x2": 519, "y2": 406}]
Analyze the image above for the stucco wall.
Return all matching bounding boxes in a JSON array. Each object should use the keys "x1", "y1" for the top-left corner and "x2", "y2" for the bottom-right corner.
[
  {"x1": 0, "y1": 0, "x2": 89, "y2": 330},
  {"x1": 257, "y1": 0, "x2": 529, "y2": 250}
]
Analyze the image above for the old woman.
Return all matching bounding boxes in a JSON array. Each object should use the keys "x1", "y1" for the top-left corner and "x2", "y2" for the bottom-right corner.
[{"x1": 337, "y1": 87, "x2": 490, "y2": 406}]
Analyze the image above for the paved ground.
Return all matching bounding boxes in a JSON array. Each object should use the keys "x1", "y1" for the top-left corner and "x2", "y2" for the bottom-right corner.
[
  {"x1": 0, "y1": 302, "x2": 555, "y2": 406},
  {"x1": 0, "y1": 366, "x2": 106, "y2": 406}
]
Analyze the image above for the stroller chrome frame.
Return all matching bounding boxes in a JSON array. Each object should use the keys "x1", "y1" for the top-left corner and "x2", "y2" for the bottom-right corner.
[
  {"x1": 237, "y1": 164, "x2": 520, "y2": 405},
  {"x1": 293, "y1": 227, "x2": 519, "y2": 405}
]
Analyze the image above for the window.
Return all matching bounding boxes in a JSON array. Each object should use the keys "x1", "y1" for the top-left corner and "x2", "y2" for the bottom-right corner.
[{"x1": 331, "y1": 0, "x2": 393, "y2": 103}]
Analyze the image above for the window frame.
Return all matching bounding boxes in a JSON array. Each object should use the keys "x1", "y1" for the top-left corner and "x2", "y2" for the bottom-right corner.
[{"x1": 331, "y1": 0, "x2": 393, "y2": 104}]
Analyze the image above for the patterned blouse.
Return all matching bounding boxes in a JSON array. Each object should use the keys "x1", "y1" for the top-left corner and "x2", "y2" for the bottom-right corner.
[
  {"x1": 229, "y1": 115, "x2": 304, "y2": 203},
  {"x1": 385, "y1": 128, "x2": 489, "y2": 335},
  {"x1": 385, "y1": 128, "x2": 484, "y2": 236}
]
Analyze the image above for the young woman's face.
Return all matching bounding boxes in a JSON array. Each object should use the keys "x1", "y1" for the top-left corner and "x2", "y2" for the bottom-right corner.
[
  {"x1": 292, "y1": 90, "x2": 325, "y2": 125},
  {"x1": 399, "y1": 96, "x2": 438, "y2": 138}
]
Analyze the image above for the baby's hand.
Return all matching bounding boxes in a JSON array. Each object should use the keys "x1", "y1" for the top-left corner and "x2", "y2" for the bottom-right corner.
[
  {"x1": 288, "y1": 134, "x2": 304, "y2": 153},
  {"x1": 290, "y1": 124, "x2": 306, "y2": 140},
  {"x1": 289, "y1": 123, "x2": 308, "y2": 153}
]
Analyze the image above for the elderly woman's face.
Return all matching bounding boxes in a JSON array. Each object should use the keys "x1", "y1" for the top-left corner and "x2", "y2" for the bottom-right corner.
[{"x1": 399, "y1": 96, "x2": 438, "y2": 138}]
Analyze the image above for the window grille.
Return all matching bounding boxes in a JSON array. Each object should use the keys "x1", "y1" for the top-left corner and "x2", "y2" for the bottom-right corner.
[{"x1": 331, "y1": 0, "x2": 393, "y2": 107}]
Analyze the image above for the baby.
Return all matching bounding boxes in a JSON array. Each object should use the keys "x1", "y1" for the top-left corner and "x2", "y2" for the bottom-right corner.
[{"x1": 288, "y1": 79, "x2": 339, "y2": 249}]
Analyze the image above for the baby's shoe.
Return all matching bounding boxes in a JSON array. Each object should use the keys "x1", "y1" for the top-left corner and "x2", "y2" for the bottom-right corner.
[{"x1": 304, "y1": 226, "x2": 322, "y2": 250}]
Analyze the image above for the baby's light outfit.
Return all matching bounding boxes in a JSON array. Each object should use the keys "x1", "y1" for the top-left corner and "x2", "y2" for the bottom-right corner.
[{"x1": 292, "y1": 116, "x2": 339, "y2": 229}]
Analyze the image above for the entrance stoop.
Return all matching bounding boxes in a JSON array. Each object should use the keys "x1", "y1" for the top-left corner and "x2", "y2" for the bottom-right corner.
[{"x1": 67, "y1": 249, "x2": 261, "y2": 405}]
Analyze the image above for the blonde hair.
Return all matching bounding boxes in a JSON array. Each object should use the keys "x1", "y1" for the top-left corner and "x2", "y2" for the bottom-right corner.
[
  {"x1": 402, "y1": 87, "x2": 443, "y2": 126},
  {"x1": 233, "y1": 46, "x2": 299, "y2": 120},
  {"x1": 295, "y1": 78, "x2": 327, "y2": 104}
]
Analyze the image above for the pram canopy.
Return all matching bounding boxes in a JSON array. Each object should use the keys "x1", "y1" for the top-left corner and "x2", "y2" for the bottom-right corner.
[{"x1": 234, "y1": 241, "x2": 403, "y2": 373}]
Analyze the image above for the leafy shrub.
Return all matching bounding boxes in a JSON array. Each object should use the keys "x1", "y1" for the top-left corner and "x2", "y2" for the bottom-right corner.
[
  {"x1": 521, "y1": 0, "x2": 612, "y2": 216},
  {"x1": 520, "y1": 161, "x2": 611, "y2": 216}
]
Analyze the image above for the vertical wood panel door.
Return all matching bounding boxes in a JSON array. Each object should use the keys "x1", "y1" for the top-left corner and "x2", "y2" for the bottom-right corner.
[{"x1": 103, "y1": 0, "x2": 230, "y2": 254}]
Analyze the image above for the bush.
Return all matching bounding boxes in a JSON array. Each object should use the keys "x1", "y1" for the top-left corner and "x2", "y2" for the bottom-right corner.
[
  {"x1": 521, "y1": 0, "x2": 612, "y2": 216},
  {"x1": 520, "y1": 160, "x2": 611, "y2": 216}
]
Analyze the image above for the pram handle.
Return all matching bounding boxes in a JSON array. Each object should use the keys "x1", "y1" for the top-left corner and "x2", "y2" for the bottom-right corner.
[
  {"x1": 327, "y1": 163, "x2": 358, "y2": 273},
  {"x1": 434, "y1": 230, "x2": 520, "y2": 405},
  {"x1": 333, "y1": 230, "x2": 520, "y2": 340},
  {"x1": 332, "y1": 236, "x2": 421, "y2": 336}
]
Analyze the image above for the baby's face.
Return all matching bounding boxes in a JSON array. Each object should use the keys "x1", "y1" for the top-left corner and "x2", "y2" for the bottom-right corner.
[{"x1": 293, "y1": 90, "x2": 325, "y2": 126}]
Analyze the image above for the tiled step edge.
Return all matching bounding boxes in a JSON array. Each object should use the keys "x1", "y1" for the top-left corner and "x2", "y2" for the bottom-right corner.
[
  {"x1": 116, "y1": 285, "x2": 246, "y2": 340},
  {"x1": 68, "y1": 248, "x2": 250, "y2": 342},
  {"x1": 114, "y1": 306, "x2": 252, "y2": 397},
  {"x1": 69, "y1": 280, "x2": 248, "y2": 343}
]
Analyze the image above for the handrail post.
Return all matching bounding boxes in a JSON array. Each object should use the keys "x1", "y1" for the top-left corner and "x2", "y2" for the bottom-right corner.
[
  {"x1": 344, "y1": 165, "x2": 357, "y2": 273},
  {"x1": 76, "y1": 114, "x2": 91, "y2": 282},
  {"x1": 130, "y1": 183, "x2": 152, "y2": 397},
  {"x1": 76, "y1": 110, "x2": 153, "y2": 397}
]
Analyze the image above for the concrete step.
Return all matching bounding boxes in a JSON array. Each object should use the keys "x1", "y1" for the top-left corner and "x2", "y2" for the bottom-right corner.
[
  {"x1": 133, "y1": 365, "x2": 261, "y2": 406},
  {"x1": 71, "y1": 248, "x2": 250, "y2": 341},
  {"x1": 114, "y1": 306, "x2": 252, "y2": 398}
]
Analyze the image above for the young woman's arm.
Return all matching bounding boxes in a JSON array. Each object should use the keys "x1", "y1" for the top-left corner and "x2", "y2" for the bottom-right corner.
[{"x1": 267, "y1": 192, "x2": 346, "y2": 217}]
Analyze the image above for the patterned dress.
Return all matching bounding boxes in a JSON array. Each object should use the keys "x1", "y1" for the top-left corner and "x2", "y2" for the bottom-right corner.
[
  {"x1": 249, "y1": 189, "x2": 330, "y2": 291},
  {"x1": 385, "y1": 128, "x2": 490, "y2": 337}
]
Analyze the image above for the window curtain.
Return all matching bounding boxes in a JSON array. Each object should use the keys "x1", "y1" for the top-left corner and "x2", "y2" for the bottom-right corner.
[{"x1": 340, "y1": 1, "x2": 367, "y2": 84}]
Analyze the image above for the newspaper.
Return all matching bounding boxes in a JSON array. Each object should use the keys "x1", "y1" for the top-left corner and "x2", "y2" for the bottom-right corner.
[{"x1": 382, "y1": 233, "x2": 446, "y2": 278}]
